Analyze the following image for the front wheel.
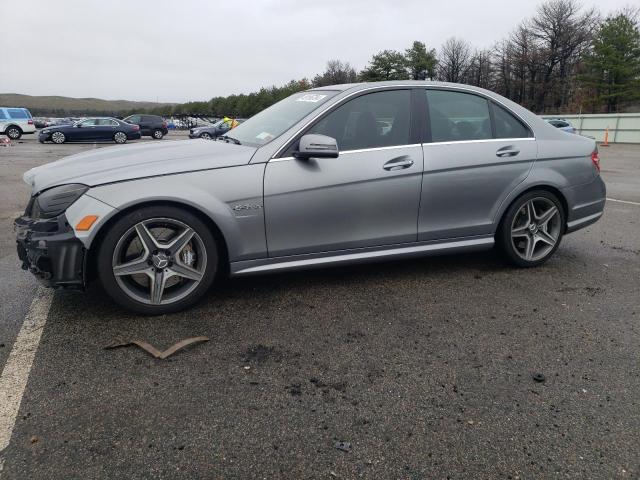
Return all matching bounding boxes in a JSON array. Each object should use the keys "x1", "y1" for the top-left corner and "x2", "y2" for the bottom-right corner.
[
  {"x1": 51, "y1": 131, "x2": 66, "y2": 144},
  {"x1": 498, "y1": 190, "x2": 565, "y2": 267},
  {"x1": 97, "y1": 206, "x2": 219, "y2": 315},
  {"x1": 199, "y1": 132, "x2": 211, "y2": 140}
]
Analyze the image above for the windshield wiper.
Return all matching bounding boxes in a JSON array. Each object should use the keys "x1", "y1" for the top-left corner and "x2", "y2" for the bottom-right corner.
[{"x1": 219, "y1": 135, "x2": 241, "y2": 145}]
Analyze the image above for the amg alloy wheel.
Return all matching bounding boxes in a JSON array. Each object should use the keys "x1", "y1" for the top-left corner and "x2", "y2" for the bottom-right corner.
[
  {"x1": 500, "y1": 191, "x2": 564, "y2": 267},
  {"x1": 51, "y1": 132, "x2": 66, "y2": 144},
  {"x1": 98, "y1": 206, "x2": 218, "y2": 314},
  {"x1": 114, "y1": 132, "x2": 128, "y2": 144}
]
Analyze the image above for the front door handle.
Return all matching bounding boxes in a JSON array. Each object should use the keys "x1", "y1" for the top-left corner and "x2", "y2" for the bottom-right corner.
[
  {"x1": 383, "y1": 156, "x2": 414, "y2": 171},
  {"x1": 496, "y1": 146, "x2": 520, "y2": 157}
]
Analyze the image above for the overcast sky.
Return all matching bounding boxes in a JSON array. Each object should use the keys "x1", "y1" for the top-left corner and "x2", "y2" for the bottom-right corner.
[{"x1": 0, "y1": 0, "x2": 631, "y2": 103}]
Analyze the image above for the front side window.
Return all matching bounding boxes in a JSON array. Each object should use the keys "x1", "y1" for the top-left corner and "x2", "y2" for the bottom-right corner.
[
  {"x1": 493, "y1": 103, "x2": 531, "y2": 138},
  {"x1": 224, "y1": 90, "x2": 339, "y2": 147},
  {"x1": 426, "y1": 90, "x2": 492, "y2": 142},
  {"x1": 7, "y1": 108, "x2": 30, "y2": 120},
  {"x1": 307, "y1": 89, "x2": 411, "y2": 151},
  {"x1": 126, "y1": 115, "x2": 141, "y2": 124},
  {"x1": 0, "y1": 110, "x2": 6, "y2": 120}
]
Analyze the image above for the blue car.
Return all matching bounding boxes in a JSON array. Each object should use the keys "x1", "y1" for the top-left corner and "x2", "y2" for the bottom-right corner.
[{"x1": 39, "y1": 117, "x2": 141, "y2": 144}]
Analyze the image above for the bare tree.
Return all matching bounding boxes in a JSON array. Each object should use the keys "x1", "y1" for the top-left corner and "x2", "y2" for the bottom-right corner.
[
  {"x1": 437, "y1": 37, "x2": 472, "y2": 83},
  {"x1": 312, "y1": 60, "x2": 358, "y2": 87},
  {"x1": 464, "y1": 49, "x2": 494, "y2": 89},
  {"x1": 529, "y1": 0, "x2": 599, "y2": 111}
]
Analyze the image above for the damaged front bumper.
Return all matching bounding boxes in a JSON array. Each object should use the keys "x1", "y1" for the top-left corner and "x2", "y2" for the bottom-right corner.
[{"x1": 15, "y1": 213, "x2": 86, "y2": 289}]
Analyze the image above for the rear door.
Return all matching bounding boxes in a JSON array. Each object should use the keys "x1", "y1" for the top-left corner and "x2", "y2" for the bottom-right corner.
[
  {"x1": 264, "y1": 88, "x2": 424, "y2": 257},
  {"x1": 96, "y1": 118, "x2": 118, "y2": 139},
  {"x1": 139, "y1": 116, "x2": 153, "y2": 135},
  {"x1": 418, "y1": 88, "x2": 537, "y2": 241}
]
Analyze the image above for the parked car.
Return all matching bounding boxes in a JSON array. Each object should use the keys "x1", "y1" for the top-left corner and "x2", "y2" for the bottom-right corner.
[
  {"x1": 33, "y1": 117, "x2": 49, "y2": 129},
  {"x1": 545, "y1": 118, "x2": 577, "y2": 134},
  {"x1": 16, "y1": 81, "x2": 605, "y2": 315},
  {"x1": 189, "y1": 118, "x2": 246, "y2": 139},
  {"x1": 0, "y1": 107, "x2": 36, "y2": 139},
  {"x1": 38, "y1": 117, "x2": 141, "y2": 144},
  {"x1": 123, "y1": 114, "x2": 168, "y2": 139}
]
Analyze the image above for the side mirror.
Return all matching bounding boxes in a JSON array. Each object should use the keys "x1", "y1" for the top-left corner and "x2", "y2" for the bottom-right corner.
[
  {"x1": 294, "y1": 134, "x2": 339, "y2": 160},
  {"x1": 75, "y1": 123, "x2": 82, "y2": 128}
]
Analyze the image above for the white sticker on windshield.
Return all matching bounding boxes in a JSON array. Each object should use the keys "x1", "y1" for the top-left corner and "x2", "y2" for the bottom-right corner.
[
  {"x1": 256, "y1": 132, "x2": 274, "y2": 141},
  {"x1": 296, "y1": 94, "x2": 327, "y2": 103}
]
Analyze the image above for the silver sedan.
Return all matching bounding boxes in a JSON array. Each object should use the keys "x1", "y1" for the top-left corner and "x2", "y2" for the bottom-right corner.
[{"x1": 16, "y1": 81, "x2": 606, "y2": 314}]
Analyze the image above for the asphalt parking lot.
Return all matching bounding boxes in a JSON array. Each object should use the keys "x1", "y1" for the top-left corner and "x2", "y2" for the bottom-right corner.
[{"x1": 0, "y1": 134, "x2": 638, "y2": 479}]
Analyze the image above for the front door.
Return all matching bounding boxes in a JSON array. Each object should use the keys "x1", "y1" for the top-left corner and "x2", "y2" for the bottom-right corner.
[
  {"x1": 418, "y1": 88, "x2": 537, "y2": 241},
  {"x1": 264, "y1": 89, "x2": 424, "y2": 257},
  {"x1": 74, "y1": 118, "x2": 100, "y2": 141}
]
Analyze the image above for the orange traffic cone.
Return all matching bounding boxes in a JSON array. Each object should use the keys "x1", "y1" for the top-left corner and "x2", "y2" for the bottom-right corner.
[{"x1": 601, "y1": 127, "x2": 610, "y2": 147}]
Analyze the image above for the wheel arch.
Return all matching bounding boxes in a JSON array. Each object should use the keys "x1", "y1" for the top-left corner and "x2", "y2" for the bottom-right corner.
[
  {"x1": 495, "y1": 184, "x2": 569, "y2": 233},
  {"x1": 86, "y1": 199, "x2": 230, "y2": 282},
  {"x1": 4, "y1": 124, "x2": 23, "y2": 134}
]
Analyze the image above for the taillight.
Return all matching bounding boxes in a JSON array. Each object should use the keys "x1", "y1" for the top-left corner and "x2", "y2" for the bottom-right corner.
[
  {"x1": 132, "y1": 125, "x2": 140, "y2": 131},
  {"x1": 28, "y1": 119, "x2": 34, "y2": 125},
  {"x1": 162, "y1": 121, "x2": 167, "y2": 128},
  {"x1": 591, "y1": 149, "x2": 600, "y2": 173}
]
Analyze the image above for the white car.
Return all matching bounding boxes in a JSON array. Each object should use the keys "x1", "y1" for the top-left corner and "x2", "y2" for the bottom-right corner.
[{"x1": 0, "y1": 107, "x2": 36, "y2": 140}]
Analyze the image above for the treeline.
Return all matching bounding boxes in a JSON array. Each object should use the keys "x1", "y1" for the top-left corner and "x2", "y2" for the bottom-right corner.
[{"x1": 44, "y1": 0, "x2": 640, "y2": 118}]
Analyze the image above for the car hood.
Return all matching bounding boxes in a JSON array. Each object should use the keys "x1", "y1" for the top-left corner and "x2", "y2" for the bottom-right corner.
[{"x1": 24, "y1": 139, "x2": 257, "y2": 193}]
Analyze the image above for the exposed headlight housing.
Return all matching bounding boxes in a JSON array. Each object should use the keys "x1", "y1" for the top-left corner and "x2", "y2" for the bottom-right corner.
[{"x1": 31, "y1": 184, "x2": 88, "y2": 219}]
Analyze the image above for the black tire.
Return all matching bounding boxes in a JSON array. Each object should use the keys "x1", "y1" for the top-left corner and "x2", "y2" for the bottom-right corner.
[
  {"x1": 498, "y1": 190, "x2": 565, "y2": 268},
  {"x1": 152, "y1": 129, "x2": 164, "y2": 140},
  {"x1": 6, "y1": 126, "x2": 22, "y2": 140},
  {"x1": 97, "y1": 205, "x2": 219, "y2": 315}
]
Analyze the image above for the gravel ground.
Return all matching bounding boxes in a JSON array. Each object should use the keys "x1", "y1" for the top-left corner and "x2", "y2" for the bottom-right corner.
[{"x1": 0, "y1": 134, "x2": 638, "y2": 479}]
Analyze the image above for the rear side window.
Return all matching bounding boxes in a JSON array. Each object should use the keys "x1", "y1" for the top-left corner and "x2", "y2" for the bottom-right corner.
[
  {"x1": 426, "y1": 90, "x2": 492, "y2": 142},
  {"x1": 0, "y1": 110, "x2": 6, "y2": 120},
  {"x1": 7, "y1": 108, "x2": 30, "y2": 120},
  {"x1": 307, "y1": 89, "x2": 411, "y2": 151},
  {"x1": 493, "y1": 103, "x2": 531, "y2": 138}
]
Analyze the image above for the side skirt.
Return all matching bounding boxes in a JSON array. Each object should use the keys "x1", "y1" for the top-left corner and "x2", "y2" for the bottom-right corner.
[{"x1": 230, "y1": 236, "x2": 494, "y2": 276}]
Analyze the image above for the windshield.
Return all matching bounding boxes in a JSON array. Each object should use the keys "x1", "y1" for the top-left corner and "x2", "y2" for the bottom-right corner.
[{"x1": 223, "y1": 91, "x2": 339, "y2": 147}]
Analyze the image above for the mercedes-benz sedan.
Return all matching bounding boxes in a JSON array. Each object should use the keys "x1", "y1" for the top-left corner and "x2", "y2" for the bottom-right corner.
[
  {"x1": 16, "y1": 81, "x2": 605, "y2": 314},
  {"x1": 38, "y1": 117, "x2": 141, "y2": 144}
]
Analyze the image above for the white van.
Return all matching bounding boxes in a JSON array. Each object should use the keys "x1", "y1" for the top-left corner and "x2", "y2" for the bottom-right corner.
[{"x1": 0, "y1": 107, "x2": 36, "y2": 139}]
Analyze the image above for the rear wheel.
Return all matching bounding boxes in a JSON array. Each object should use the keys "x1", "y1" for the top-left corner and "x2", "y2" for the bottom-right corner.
[
  {"x1": 152, "y1": 129, "x2": 164, "y2": 139},
  {"x1": 51, "y1": 131, "x2": 66, "y2": 144},
  {"x1": 97, "y1": 206, "x2": 218, "y2": 315},
  {"x1": 114, "y1": 132, "x2": 127, "y2": 144},
  {"x1": 6, "y1": 126, "x2": 22, "y2": 140},
  {"x1": 498, "y1": 190, "x2": 565, "y2": 267}
]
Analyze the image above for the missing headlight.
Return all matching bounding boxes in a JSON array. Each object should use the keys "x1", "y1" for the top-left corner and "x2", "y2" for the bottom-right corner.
[{"x1": 35, "y1": 184, "x2": 88, "y2": 219}]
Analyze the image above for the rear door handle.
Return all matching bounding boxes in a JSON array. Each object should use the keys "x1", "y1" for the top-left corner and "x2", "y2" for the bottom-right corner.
[
  {"x1": 496, "y1": 146, "x2": 520, "y2": 157},
  {"x1": 383, "y1": 156, "x2": 414, "y2": 171}
]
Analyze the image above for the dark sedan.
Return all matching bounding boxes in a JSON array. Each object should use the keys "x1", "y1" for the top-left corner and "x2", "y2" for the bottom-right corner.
[
  {"x1": 189, "y1": 119, "x2": 245, "y2": 139},
  {"x1": 38, "y1": 117, "x2": 141, "y2": 144}
]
